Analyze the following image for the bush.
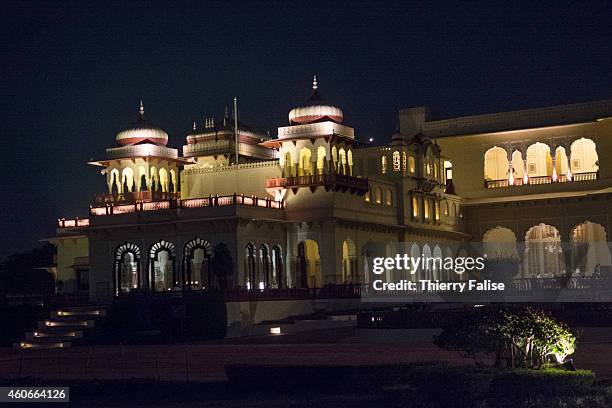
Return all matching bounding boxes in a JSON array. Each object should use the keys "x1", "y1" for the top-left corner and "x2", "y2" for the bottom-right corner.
[
  {"x1": 487, "y1": 369, "x2": 595, "y2": 408},
  {"x1": 435, "y1": 306, "x2": 576, "y2": 369}
]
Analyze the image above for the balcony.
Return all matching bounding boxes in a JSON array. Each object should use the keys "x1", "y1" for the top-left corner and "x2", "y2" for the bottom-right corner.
[
  {"x1": 93, "y1": 190, "x2": 180, "y2": 205},
  {"x1": 266, "y1": 174, "x2": 369, "y2": 194},
  {"x1": 485, "y1": 171, "x2": 598, "y2": 189},
  {"x1": 90, "y1": 193, "x2": 283, "y2": 216}
]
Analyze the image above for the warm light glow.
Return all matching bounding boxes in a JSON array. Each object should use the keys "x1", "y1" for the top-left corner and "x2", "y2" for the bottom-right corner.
[{"x1": 270, "y1": 327, "x2": 281, "y2": 335}]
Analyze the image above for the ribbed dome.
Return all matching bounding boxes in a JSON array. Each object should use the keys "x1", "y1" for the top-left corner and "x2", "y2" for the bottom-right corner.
[
  {"x1": 288, "y1": 76, "x2": 344, "y2": 125},
  {"x1": 116, "y1": 101, "x2": 169, "y2": 146}
]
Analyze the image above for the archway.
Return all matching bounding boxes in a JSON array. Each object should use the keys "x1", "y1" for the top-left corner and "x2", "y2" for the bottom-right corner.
[
  {"x1": 342, "y1": 238, "x2": 357, "y2": 283},
  {"x1": 183, "y1": 238, "x2": 213, "y2": 289},
  {"x1": 524, "y1": 224, "x2": 563, "y2": 278},
  {"x1": 284, "y1": 151, "x2": 294, "y2": 177},
  {"x1": 271, "y1": 245, "x2": 284, "y2": 288},
  {"x1": 483, "y1": 226, "x2": 519, "y2": 259},
  {"x1": 338, "y1": 148, "x2": 347, "y2": 175},
  {"x1": 526, "y1": 142, "x2": 552, "y2": 178},
  {"x1": 484, "y1": 146, "x2": 508, "y2": 181},
  {"x1": 392, "y1": 151, "x2": 401, "y2": 172},
  {"x1": 122, "y1": 167, "x2": 134, "y2": 193},
  {"x1": 297, "y1": 239, "x2": 321, "y2": 288},
  {"x1": 245, "y1": 243, "x2": 257, "y2": 289},
  {"x1": 511, "y1": 151, "x2": 524, "y2": 184},
  {"x1": 298, "y1": 147, "x2": 313, "y2": 176},
  {"x1": 113, "y1": 242, "x2": 141, "y2": 295},
  {"x1": 570, "y1": 138, "x2": 599, "y2": 175},
  {"x1": 260, "y1": 244, "x2": 272, "y2": 288},
  {"x1": 159, "y1": 168, "x2": 169, "y2": 193},
  {"x1": 570, "y1": 222, "x2": 611, "y2": 276},
  {"x1": 148, "y1": 240, "x2": 176, "y2": 291},
  {"x1": 316, "y1": 146, "x2": 326, "y2": 175}
]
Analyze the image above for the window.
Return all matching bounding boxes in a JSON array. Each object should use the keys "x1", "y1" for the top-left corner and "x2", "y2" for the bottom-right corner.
[
  {"x1": 364, "y1": 189, "x2": 371, "y2": 203},
  {"x1": 385, "y1": 189, "x2": 393, "y2": 206},
  {"x1": 381, "y1": 156, "x2": 388, "y2": 174},
  {"x1": 424, "y1": 199, "x2": 430, "y2": 220},
  {"x1": 375, "y1": 187, "x2": 382, "y2": 204},
  {"x1": 412, "y1": 196, "x2": 419, "y2": 218},
  {"x1": 444, "y1": 160, "x2": 453, "y2": 180},
  {"x1": 435, "y1": 201, "x2": 440, "y2": 221},
  {"x1": 402, "y1": 152, "x2": 407, "y2": 173},
  {"x1": 392, "y1": 151, "x2": 401, "y2": 172},
  {"x1": 409, "y1": 156, "x2": 416, "y2": 174}
]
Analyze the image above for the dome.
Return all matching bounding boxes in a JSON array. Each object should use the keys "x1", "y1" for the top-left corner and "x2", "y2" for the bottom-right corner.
[
  {"x1": 288, "y1": 76, "x2": 344, "y2": 124},
  {"x1": 115, "y1": 101, "x2": 169, "y2": 146}
]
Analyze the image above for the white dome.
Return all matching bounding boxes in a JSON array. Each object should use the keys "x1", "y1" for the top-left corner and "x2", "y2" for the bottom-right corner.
[
  {"x1": 115, "y1": 101, "x2": 169, "y2": 146},
  {"x1": 288, "y1": 76, "x2": 344, "y2": 125}
]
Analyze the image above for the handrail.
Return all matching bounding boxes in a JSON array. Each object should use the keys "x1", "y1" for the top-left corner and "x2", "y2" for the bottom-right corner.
[{"x1": 485, "y1": 171, "x2": 598, "y2": 189}]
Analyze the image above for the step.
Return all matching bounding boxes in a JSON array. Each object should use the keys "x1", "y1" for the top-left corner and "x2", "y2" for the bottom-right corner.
[
  {"x1": 25, "y1": 329, "x2": 83, "y2": 341},
  {"x1": 47, "y1": 314, "x2": 101, "y2": 323},
  {"x1": 14, "y1": 340, "x2": 71, "y2": 350},
  {"x1": 52, "y1": 308, "x2": 106, "y2": 318},
  {"x1": 37, "y1": 319, "x2": 94, "y2": 329}
]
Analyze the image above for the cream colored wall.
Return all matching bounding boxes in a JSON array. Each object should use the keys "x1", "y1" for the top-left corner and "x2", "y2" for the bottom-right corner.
[
  {"x1": 181, "y1": 161, "x2": 281, "y2": 198},
  {"x1": 436, "y1": 120, "x2": 612, "y2": 199},
  {"x1": 49, "y1": 235, "x2": 89, "y2": 293}
]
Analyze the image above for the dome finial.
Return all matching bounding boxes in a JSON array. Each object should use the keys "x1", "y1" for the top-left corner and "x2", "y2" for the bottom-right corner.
[
  {"x1": 312, "y1": 75, "x2": 318, "y2": 90},
  {"x1": 139, "y1": 100, "x2": 144, "y2": 116}
]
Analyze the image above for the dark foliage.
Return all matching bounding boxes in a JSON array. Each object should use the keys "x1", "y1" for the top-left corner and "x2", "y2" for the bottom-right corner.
[{"x1": 0, "y1": 243, "x2": 55, "y2": 296}]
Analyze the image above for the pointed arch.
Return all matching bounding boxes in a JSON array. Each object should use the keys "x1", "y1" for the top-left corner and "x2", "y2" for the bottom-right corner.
[
  {"x1": 184, "y1": 238, "x2": 213, "y2": 289},
  {"x1": 113, "y1": 242, "x2": 141, "y2": 295},
  {"x1": 148, "y1": 240, "x2": 176, "y2": 291}
]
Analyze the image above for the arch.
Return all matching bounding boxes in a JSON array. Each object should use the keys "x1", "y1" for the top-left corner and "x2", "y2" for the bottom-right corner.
[
  {"x1": 385, "y1": 188, "x2": 393, "y2": 206},
  {"x1": 412, "y1": 196, "x2": 419, "y2": 219},
  {"x1": 484, "y1": 146, "x2": 509, "y2": 181},
  {"x1": 148, "y1": 240, "x2": 176, "y2": 291},
  {"x1": 297, "y1": 239, "x2": 321, "y2": 288},
  {"x1": 433, "y1": 245, "x2": 443, "y2": 280},
  {"x1": 381, "y1": 155, "x2": 388, "y2": 174},
  {"x1": 364, "y1": 188, "x2": 371, "y2": 203},
  {"x1": 284, "y1": 151, "x2": 294, "y2": 177},
  {"x1": 169, "y1": 169, "x2": 177, "y2": 193},
  {"x1": 570, "y1": 138, "x2": 598, "y2": 174},
  {"x1": 338, "y1": 148, "x2": 347, "y2": 175},
  {"x1": 245, "y1": 243, "x2": 257, "y2": 290},
  {"x1": 271, "y1": 245, "x2": 285, "y2": 288},
  {"x1": 483, "y1": 226, "x2": 519, "y2": 259},
  {"x1": 121, "y1": 167, "x2": 134, "y2": 193},
  {"x1": 424, "y1": 199, "x2": 430, "y2": 220},
  {"x1": 511, "y1": 150, "x2": 524, "y2": 184},
  {"x1": 524, "y1": 224, "x2": 564, "y2": 278},
  {"x1": 109, "y1": 168, "x2": 121, "y2": 194},
  {"x1": 183, "y1": 238, "x2": 213, "y2": 289},
  {"x1": 434, "y1": 200, "x2": 440, "y2": 221},
  {"x1": 316, "y1": 146, "x2": 326, "y2": 175},
  {"x1": 331, "y1": 146, "x2": 338, "y2": 170},
  {"x1": 392, "y1": 151, "x2": 401, "y2": 172},
  {"x1": 402, "y1": 151, "x2": 407, "y2": 173},
  {"x1": 347, "y1": 150, "x2": 353, "y2": 176},
  {"x1": 113, "y1": 242, "x2": 141, "y2": 295},
  {"x1": 298, "y1": 147, "x2": 313, "y2": 176},
  {"x1": 260, "y1": 244, "x2": 272, "y2": 289},
  {"x1": 526, "y1": 142, "x2": 552, "y2": 178},
  {"x1": 410, "y1": 243, "x2": 420, "y2": 280},
  {"x1": 159, "y1": 168, "x2": 169, "y2": 193},
  {"x1": 374, "y1": 187, "x2": 382, "y2": 204},
  {"x1": 150, "y1": 166, "x2": 158, "y2": 191},
  {"x1": 570, "y1": 221, "x2": 611, "y2": 276},
  {"x1": 442, "y1": 200, "x2": 449, "y2": 217},
  {"x1": 408, "y1": 155, "x2": 416, "y2": 175},
  {"x1": 137, "y1": 166, "x2": 148, "y2": 191},
  {"x1": 451, "y1": 202, "x2": 457, "y2": 218},
  {"x1": 342, "y1": 238, "x2": 357, "y2": 283}
]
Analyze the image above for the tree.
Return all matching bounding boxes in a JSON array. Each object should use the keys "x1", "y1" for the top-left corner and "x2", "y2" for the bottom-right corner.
[
  {"x1": 211, "y1": 243, "x2": 233, "y2": 291},
  {"x1": 435, "y1": 306, "x2": 576, "y2": 369}
]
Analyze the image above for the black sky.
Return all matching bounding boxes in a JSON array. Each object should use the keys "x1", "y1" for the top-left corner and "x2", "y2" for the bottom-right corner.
[{"x1": 1, "y1": 1, "x2": 611, "y2": 260}]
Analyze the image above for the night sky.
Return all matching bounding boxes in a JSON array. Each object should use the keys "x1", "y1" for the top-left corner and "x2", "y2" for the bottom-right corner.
[{"x1": 1, "y1": 1, "x2": 611, "y2": 260}]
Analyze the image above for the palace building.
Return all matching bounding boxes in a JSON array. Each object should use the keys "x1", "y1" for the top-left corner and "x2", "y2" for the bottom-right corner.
[{"x1": 52, "y1": 78, "x2": 612, "y2": 323}]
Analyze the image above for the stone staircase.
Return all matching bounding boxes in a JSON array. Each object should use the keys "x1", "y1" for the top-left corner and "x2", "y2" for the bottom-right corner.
[{"x1": 14, "y1": 305, "x2": 107, "y2": 350}]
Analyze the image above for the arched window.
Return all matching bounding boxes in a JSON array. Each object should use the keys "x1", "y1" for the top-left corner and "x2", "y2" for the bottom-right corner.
[
  {"x1": 483, "y1": 227, "x2": 519, "y2": 259},
  {"x1": 298, "y1": 147, "x2": 312, "y2": 176},
  {"x1": 159, "y1": 168, "x2": 169, "y2": 193},
  {"x1": 148, "y1": 240, "x2": 176, "y2": 292},
  {"x1": 385, "y1": 188, "x2": 393, "y2": 206},
  {"x1": 316, "y1": 146, "x2": 326, "y2": 175},
  {"x1": 260, "y1": 244, "x2": 271, "y2": 289},
  {"x1": 412, "y1": 196, "x2": 419, "y2": 219},
  {"x1": 511, "y1": 151, "x2": 524, "y2": 184},
  {"x1": 245, "y1": 243, "x2": 257, "y2": 290},
  {"x1": 284, "y1": 151, "x2": 294, "y2": 177},
  {"x1": 347, "y1": 150, "x2": 353, "y2": 176},
  {"x1": 331, "y1": 146, "x2": 338, "y2": 171},
  {"x1": 375, "y1": 187, "x2": 382, "y2": 204},
  {"x1": 526, "y1": 142, "x2": 552, "y2": 178},
  {"x1": 338, "y1": 148, "x2": 347, "y2": 175},
  {"x1": 408, "y1": 156, "x2": 416, "y2": 175},
  {"x1": 113, "y1": 242, "x2": 141, "y2": 295},
  {"x1": 442, "y1": 200, "x2": 449, "y2": 216},
  {"x1": 524, "y1": 224, "x2": 563, "y2": 277},
  {"x1": 364, "y1": 188, "x2": 371, "y2": 203},
  {"x1": 183, "y1": 238, "x2": 213, "y2": 289},
  {"x1": 392, "y1": 151, "x2": 401, "y2": 172},
  {"x1": 381, "y1": 155, "x2": 388, "y2": 174},
  {"x1": 297, "y1": 240, "x2": 321, "y2": 288},
  {"x1": 342, "y1": 239, "x2": 357, "y2": 283},
  {"x1": 424, "y1": 199, "x2": 430, "y2": 220},
  {"x1": 402, "y1": 152, "x2": 407, "y2": 173},
  {"x1": 271, "y1": 245, "x2": 284, "y2": 288},
  {"x1": 434, "y1": 201, "x2": 440, "y2": 221},
  {"x1": 122, "y1": 167, "x2": 135, "y2": 193}
]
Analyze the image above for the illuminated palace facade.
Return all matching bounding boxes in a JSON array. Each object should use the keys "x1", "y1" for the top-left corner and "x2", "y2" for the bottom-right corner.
[{"x1": 53, "y1": 79, "x2": 612, "y2": 313}]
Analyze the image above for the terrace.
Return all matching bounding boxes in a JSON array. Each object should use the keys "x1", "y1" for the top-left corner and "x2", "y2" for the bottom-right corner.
[{"x1": 266, "y1": 173, "x2": 369, "y2": 194}]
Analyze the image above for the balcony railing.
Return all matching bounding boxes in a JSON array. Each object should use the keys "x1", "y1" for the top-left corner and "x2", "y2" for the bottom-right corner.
[
  {"x1": 485, "y1": 171, "x2": 598, "y2": 188},
  {"x1": 90, "y1": 193, "x2": 283, "y2": 216},
  {"x1": 266, "y1": 173, "x2": 369, "y2": 193},
  {"x1": 57, "y1": 218, "x2": 90, "y2": 228},
  {"x1": 93, "y1": 190, "x2": 180, "y2": 205}
]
